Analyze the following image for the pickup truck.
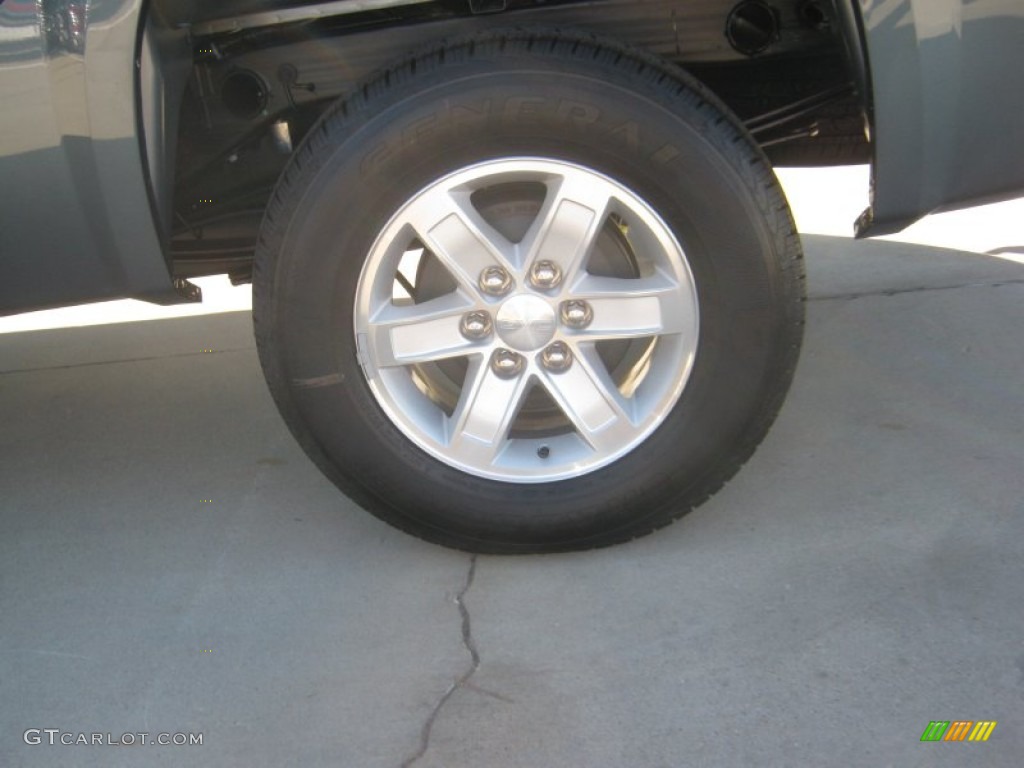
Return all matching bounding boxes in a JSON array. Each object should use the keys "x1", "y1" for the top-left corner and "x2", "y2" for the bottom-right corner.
[{"x1": 2, "y1": 0, "x2": 1022, "y2": 552}]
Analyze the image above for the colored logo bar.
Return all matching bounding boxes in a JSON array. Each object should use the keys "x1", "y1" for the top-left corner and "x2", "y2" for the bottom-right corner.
[{"x1": 921, "y1": 721, "x2": 997, "y2": 742}]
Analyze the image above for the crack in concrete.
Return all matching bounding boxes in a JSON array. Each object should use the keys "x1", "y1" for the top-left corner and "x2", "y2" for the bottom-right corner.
[
  {"x1": 0, "y1": 347, "x2": 255, "y2": 376},
  {"x1": 809, "y1": 278, "x2": 1024, "y2": 302},
  {"x1": 401, "y1": 555, "x2": 479, "y2": 768}
]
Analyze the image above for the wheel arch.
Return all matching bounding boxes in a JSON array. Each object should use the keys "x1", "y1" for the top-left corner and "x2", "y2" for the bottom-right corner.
[{"x1": 149, "y1": 1, "x2": 865, "y2": 285}]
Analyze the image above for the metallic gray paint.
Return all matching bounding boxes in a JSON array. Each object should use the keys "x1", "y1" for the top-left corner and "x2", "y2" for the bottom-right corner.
[
  {"x1": 856, "y1": 0, "x2": 1024, "y2": 236},
  {"x1": 2, "y1": 0, "x2": 1023, "y2": 313},
  {"x1": 0, "y1": 0, "x2": 179, "y2": 314}
]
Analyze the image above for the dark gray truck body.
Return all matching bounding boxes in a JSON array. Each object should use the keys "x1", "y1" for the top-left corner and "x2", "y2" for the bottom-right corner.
[{"x1": 1, "y1": 0, "x2": 1022, "y2": 315}]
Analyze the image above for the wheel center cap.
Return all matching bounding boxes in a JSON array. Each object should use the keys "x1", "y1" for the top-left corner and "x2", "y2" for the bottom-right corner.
[{"x1": 495, "y1": 295, "x2": 556, "y2": 351}]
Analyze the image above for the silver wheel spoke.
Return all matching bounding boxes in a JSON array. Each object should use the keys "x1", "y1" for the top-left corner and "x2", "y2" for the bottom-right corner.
[
  {"x1": 520, "y1": 174, "x2": 612, "y2": 286},
  {"x1": 369, "y1": 294, "x2": 479, "y2": 366},
  {"x1": 570, "y1": 272, "x2": 690, "y2": 340},
  {"x1": 405, "y1": 191, "x2": 514, "y2": 292},
  {"x1": 446, "y1": 359, "x2": 530, "y2": 466},
  {"x1": 540, "y1": 346, "x2": 636, "y2": 453}
]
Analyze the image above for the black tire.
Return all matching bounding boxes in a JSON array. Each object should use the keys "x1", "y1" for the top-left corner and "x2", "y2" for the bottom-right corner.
[{"x1": 253, "y1": 31, "x2": 804, "y2": 553}]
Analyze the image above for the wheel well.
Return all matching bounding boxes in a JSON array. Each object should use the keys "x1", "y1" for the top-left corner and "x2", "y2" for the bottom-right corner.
[{"x1": 148, "y1": 0, "x2": 866, "y2": 283}]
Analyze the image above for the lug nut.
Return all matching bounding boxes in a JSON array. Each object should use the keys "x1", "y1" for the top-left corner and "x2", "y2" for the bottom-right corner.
[
  {"x1": 560, "y1": 300, "x2": 593, "y2": 329},
  {"x1": 490, "y1": 348, "x2": 524, "y2": 379},
  {"x1": 539, "y1": 341, "x2": 573, "y2": 373},
  {"x1": 479, "y1": 266, "x2": 513, "y2": 297},
  {"x1": 529, "y1": 260, "x2": 562, "y2": 290},
  {"x1": 460, "y1": 311, "x2": 493, "y2": 340}
]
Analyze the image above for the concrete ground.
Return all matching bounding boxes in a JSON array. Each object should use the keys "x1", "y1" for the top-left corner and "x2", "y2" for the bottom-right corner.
[{"x1": 2, "y1": 232, "x2": 1024, "y2": 766}]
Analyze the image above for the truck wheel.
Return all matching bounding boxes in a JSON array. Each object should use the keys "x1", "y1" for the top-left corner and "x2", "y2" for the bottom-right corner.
[{"x1": 253, "y1": 31, "x2": 804, "y2": 553}]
